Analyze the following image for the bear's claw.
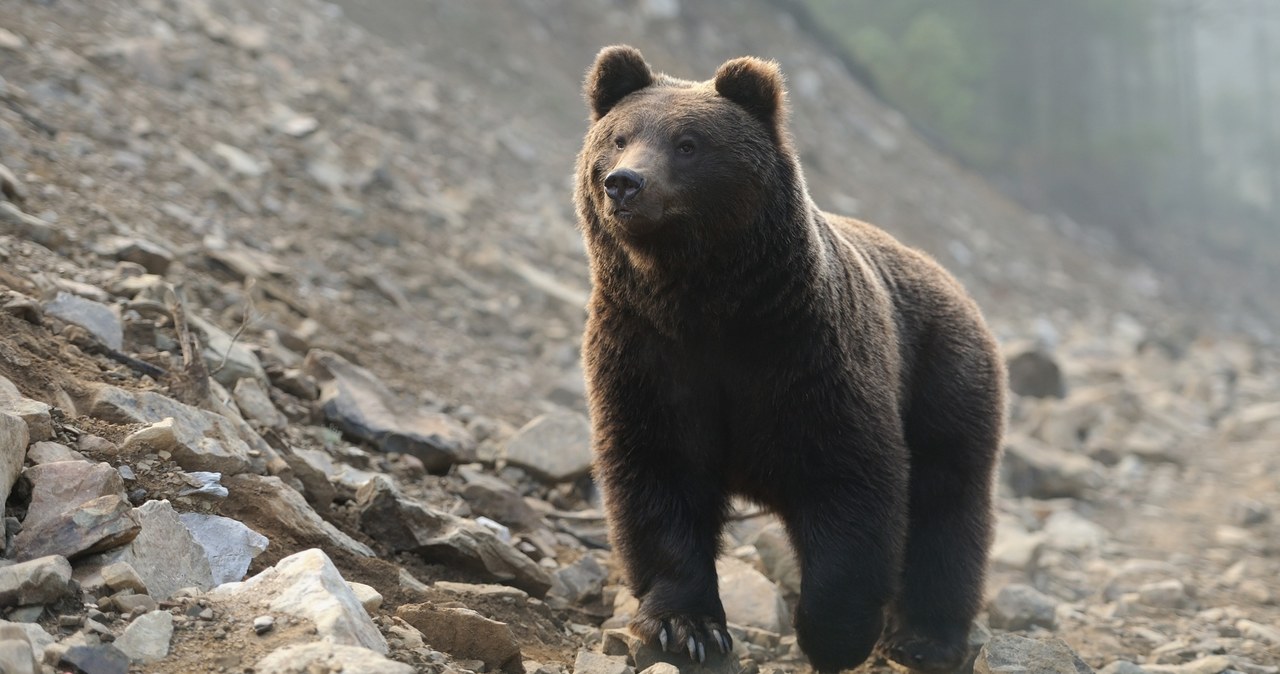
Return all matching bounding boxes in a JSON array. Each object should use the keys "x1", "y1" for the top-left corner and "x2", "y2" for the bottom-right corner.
[{"x1": 633, "y1": 613, "x2": 733, "y2": 664}]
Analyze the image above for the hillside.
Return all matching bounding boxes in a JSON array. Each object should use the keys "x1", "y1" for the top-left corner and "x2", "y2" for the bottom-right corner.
[{"x1": 0, "y1": 1, "x2": 1278, "y2": 673}]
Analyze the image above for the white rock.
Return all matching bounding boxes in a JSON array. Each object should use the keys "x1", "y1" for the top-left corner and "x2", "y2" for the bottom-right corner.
[
  {"x1": 1042, "y1": 510, "x2": 1107, "y2": 553},
  {"x1": 0, "y1": 556, "x2": 74, "y2": 606},
  {"x1": 0, "y1": 377, "x2": 51, "y2": 442},
  {"x1": 254, "y1": 642, "x2": 413, "y2": 674},
  {"x1": 347, "y1": 582, "x2": 382, "y2": 613},
  {"x1": 113, "y1": 610, "x2": 173, "y2": 663},
  {"x1": 92, "y1": 386, "x2": 259, "y2": 476},
  {"x1": 717, "y1": 557, "x2": 790, "y2": 635},
  {"x1": 178, "y1": 512, "x2": 269, "y2": 585},
  {"x1": 988, "y1": 584, "x2": 1059, "y2": 631},
  {"x1": 502, "y1": 412, "x2": 592, "y2": 483},
  {"x1": 210, "y1": 548, "x2": 387, "y2": 653},
  {"x1": 0, "y1": 621, "x2": 54, "y2": 664},
  {"x1": 1136, "y1": 579, "x2": 1187, "y2": 609},
  {"x1": 0, "y1": 411, "x2": 27, "y2": 527},
  {"x1": 1143, "y1": 655, "x2": 1232, "y2": 674},
  {"x1": 89, "y1": 500, "x2": 214, "y2": 600},
  {"x1": 992, "y1": 514, "x2": 1045, "y2": 571}
]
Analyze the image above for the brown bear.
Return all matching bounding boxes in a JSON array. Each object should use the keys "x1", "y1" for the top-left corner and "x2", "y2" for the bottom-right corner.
[{"x1": 574, "y1": 45, "x2": 1005, "y2": 674}]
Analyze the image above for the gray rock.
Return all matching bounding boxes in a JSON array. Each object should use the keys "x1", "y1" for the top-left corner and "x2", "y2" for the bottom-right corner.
[
  {"x1": 188, "y1": 315, "x2": 268, "y2": 387},
  {"x1": 224, "y1": 474, "x2": 373, "y2": 558},
  {"x1": 88, "y1": 500, "x2": 215, "y2": 600},
  {"x1": 459, "y1": 467, "x2": 541, "y2": 531},
  {"x1": 1006, "y1": 345, "x2": 1066, "y2": 399},
  {"x1": 551, "y1": 552, "x2": 607, "y2": 606},
  {"x1": 1103, "y1": 560, "x2": 1181, "y2": 601},
  {"x1": 989, "y1": 583, "x2": 1059, "y2": 631},
  {"x1": 1002, "y1": 436, "x2": 1101, "y2": 499},
  {"x1": 502, "y1": 412, "x2": 592, "y2": 483},
  {"x1": 747, "y1": 521, "x2": 801, "y2": 595},
  {"x1": 0, "y1": 161, "x2": 25, "y2": 202},
  {"x1": 991, "y1": 514, "x2": 1046, "y2": 571},
  {"x1": 0, "y1": 622, "x2": 54, "y2": 665},
  {"x1": 91, "y1": 385, "x2": 259, "y2": 476},
  {"x1": 348, "y1": 581, "x2": 382, "y2": 613},
  {"x1": 574, "y1": 651, "x2": 633, "y2": 674},
  {"x1": 59, "y1": 644, "x2": 130, "y2": 674},
  {"x1": 305, "y1": 350, "x2": 475, "y2": 472},
  {"x1": 25, "y1": 441, "x2": 85, "y2": 464},
  {"x1": 355, "y1": 476, "x2": 549, "y2": 596},
  {"x1": 1100, "y1": 661, "x2": 1150, "y2": 674},
  {"x1": 13, "y1": 461, "x2": 140, "y2": 561},
  {"x1": 232, "y1": 378, "x2": 287, "y2": 430},
  {"x1": 0, "y1": 377, "x2": 52, "y2": 442},
  {"x1": 395, "y1": 603, "x2": 522, "y2": 673},
  {"x1": 0, "y1": 412, "x2": 27, "y2": 532},
  {"x1": 718, "y1": 556, "x2": 790, "y2": 635},
  {"x1": 97, "y1": 236, "x2": 173, "y2": 275},
  {"x1": 1041, "y1": 510, "x2": 1107, "y2": 553},
  {"x1": 100, "y1": 562, "x2": 148, "y2": 594},
  {"x1": 210, "y1": 548, "x2": 387, "y2": 653},
  {"x1": 1136, "y1": 579, "x2": 1188, "y2": 609},
  {"x1": 177, "y1": 512, "x2": 269, "y2": 585},
  {"x1": 254, "y1": 642, "x2": 414, "y2": 674},
  {"x1": 43, "y1": 292, "x2": 123, "y2": 350},
  {"x1": 0, "y1": 555, "x2": 73, "y2": 606},
  {"x1": 113, "y1": 610, "x2": 172, "y2": 663},
  {"x1": 974, "y1": 634, "x2": 1092, "y2": 674},
  {"x1": 0, "y1": 201, "x2": 67, "y2": 249},
  {"x1": 1142, "y1": 656, "x2": 1233, "y2": 674}
]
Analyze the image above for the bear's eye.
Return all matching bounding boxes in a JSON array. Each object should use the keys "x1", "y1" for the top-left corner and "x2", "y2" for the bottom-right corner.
[
  {"x1": 614, "y1": 136, "x2": 627, "y2": 150},
  {"x1": 676, "y1": 139, "x2": 696, "y2": 155}
]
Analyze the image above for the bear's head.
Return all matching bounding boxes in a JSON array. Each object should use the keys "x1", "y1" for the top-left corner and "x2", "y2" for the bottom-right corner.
[{"x1": 576, "y1": 46, "x2": 798, "y2": 246}]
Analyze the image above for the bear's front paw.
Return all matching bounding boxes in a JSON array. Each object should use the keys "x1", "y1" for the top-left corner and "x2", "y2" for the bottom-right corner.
[
  {"x1": 879, "y1": 632, "x2": 969, "y2": 673},
  {"x1": 631, "y1": 612, "x2": 733, "y2": 663}
]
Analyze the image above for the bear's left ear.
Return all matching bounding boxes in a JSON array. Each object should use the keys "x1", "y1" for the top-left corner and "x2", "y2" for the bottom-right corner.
[
  {"x1": 714, "y1": 57, "x2": 786, "y2": 132},
  {"x1": 585, "y1": 45, "x2": 654, "y2": 121}
]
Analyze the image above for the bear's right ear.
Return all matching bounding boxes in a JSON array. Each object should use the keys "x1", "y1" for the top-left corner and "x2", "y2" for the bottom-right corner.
[{"x1": 585, "y1": 45, "x2": 654, "y2": 121}]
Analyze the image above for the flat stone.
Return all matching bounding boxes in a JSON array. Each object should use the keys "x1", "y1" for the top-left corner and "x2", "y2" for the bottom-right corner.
[
  {"x1": 232, "y1": 378, "x2": 287, "y2": 430},
  {"x1": 254, "y1": 642, "x2": 414, "y2": 674},
  {"x1": 177, "y1": 512, "x2": 269, "y2": 585},
  {"x1": 187, "y1": 314, "x2": 268, "y2": 387},
  {"x1": 305, "y1": 350, "x2": 475, "y2": 472},
  {"x1": 0, "y1": 377, "x2": 52, "y2": 442},
  {"x1": 718, "y1": 557, "x2": 789, "y2": 635},
  {"x1": 395, "y1": 603, "x2": 522, "y2": 673},
  {"x1": 574, "y1": 650, "x2": 633, "y2": 674},
  {"x1": 988, "y1": 584, "x2": 1058, "y2": 631},
  {"x1": 44, "y1": 292, "x2": 123, "y2": 351},
  {"x1": 502, "y1": 412, "x2": 592, "y2": 483},
  {"x1": 91, "y1": 385, "x2": 258, "y2": 476},
  {"x1": 458, "y1": 467, "x2": 541, "y2": 531},
  {"x1": 0, "y1": 412, "x2": 27, "y2": 533},
  {"x1": 210, "y1": 548, "x2": 387, "y2": 653},
  {"x1": 1136, "y1": 579, "x2": 1188, "y2": 609},
  {"x1": 1002, "y1": 436, "x2": 1101, "y2": 499},
  {"x1": 13, "y1": 470, "x2": 140, "y2": 562},
  {"x1": 1143, "y1": 656, "x2": 1233, "y2": 674},
  {"x1": 113, "y1": 610, "x2": 172, "y2": 663},
  {"x1": 59, "y1": 644, "x2": 130, "y2": 674},
  {"x1": 0, "y1": 555, "x2": 73, "y2": 605},
  {"x1": 1103, "y1": 560, "x2": 1181, "y2": 601},
  {"x1": 101, "y1": 561, "x2": 148, "y2": 594},
  {"x1": 223, "y1": 474, "x2": 374, "y2": 558},
  {"x1": 87, "y1": 500, "x2": 214, "y2": 600},
  {"x1": 25, "y1": 441, "x2": 85, "y2": 464},
  {"x1": 551, "y1": 553, "x2": 608, "y2": 606},
  {"x1": 97, "y1": 236, "x2": 173, "y2": 275},
  {"x1": 974, "y1": 634, "x2": 1092, "y2": 674},
  {"x1": 1005, "y1": 344, "x2": 1066, "y2": 399}
]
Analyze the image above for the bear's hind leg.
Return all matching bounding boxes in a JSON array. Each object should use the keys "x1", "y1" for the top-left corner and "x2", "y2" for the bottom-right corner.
[
  {"x1": 784, "y1": 471, "x2": 907, "y2": 674},
  {"x1": 882, "y1": 371, "x2": 1002, "y2": 672}
]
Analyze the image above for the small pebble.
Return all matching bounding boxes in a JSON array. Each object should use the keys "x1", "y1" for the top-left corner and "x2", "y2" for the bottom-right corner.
[{"x1": 253, "y1": 615, "x2": 275, "y2": 635}]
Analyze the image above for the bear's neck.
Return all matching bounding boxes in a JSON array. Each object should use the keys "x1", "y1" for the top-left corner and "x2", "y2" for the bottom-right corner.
[{"x1": 587, "y1": 191, "x2": 826, "y2": 340}]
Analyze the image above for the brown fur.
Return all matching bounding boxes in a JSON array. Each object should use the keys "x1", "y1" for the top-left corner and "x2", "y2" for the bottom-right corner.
[{"x1": 575, "y1": 45, "x2": 1005, "y2": 673}]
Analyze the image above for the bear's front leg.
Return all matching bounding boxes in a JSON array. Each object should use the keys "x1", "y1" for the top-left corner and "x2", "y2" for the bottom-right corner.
[{"x1": 585, "y1": 324, "x2": 732, "y2": 662}]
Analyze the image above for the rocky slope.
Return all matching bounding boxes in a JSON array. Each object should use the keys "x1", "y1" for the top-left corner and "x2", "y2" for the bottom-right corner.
[{"x1": 0, "y1": 1, "x2": 1278, "y2": 674}]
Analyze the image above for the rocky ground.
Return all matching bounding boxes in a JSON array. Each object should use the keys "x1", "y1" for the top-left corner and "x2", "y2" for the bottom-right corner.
[{"x1": 1, "y1": 0, "x2": 1279, "y2": 673}]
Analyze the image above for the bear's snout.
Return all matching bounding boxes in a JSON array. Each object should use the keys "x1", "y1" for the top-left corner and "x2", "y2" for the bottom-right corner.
[{"x1": 604, "y1": 168, "x2": 646, "y2": 209}]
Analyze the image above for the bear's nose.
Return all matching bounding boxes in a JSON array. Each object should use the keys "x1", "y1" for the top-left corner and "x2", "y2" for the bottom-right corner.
[{"x1": 604, "y1": 169, "x2": 645, "y2": 207}]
